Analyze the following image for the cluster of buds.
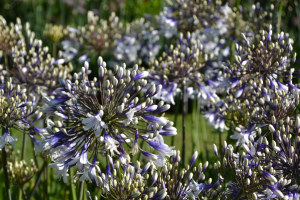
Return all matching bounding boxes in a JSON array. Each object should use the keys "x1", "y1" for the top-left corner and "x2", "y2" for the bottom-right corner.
[
  {"x1": 244, "y1": 3, "x2": 277, "y2": 38},
  {"x1": 206, "y1": 140, "x2": 286, "y2": 199},
  {"x1": 221, "y1": 29, "x2": 297, "y2": 98},
  {"x1": 7, "y1": 158, "x2": 38, "y2": 186},
  {"x1": 43, "y1": 24, "x2": 65, "y2": 43},
  {"x1": 0, "y1": 28, "x2": 73, "y2": 99},
  {"x1": 148, "y1": 33, "x2": 218, "y2": 105},
  {"x1": 34, "y1": 57, "x2": 177, "y2": 183},
  {"x1": 204, "y1": 28, "x2": 299, "y2": 136},
  {"x1": 114, "y1": 17, "x2": 160, "y2": 65},
  {"x1": 157, "y1": 0, "x2": 226, "y2": 37},
  {"x1": 88, "y1": 150, "x2": 211, "y2": 200},
  {"x1": 62, "y1": 11, "x2": 123, "y2": 62},
  {"x1": 0, "y1": 78, "x2": 35, "y2": 149},
  {"x1": 0, "y1": 146, "x2": 17, "y2": 170},
  {"x1": 0, "y1": 16, "x2": 23, "y2": 55},
  {"x1": 265, "y1": 116, "x2": 300, "y2": 198}
]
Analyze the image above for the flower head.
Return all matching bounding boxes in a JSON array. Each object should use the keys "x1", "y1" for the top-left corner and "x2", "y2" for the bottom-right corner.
[{"x1": 38, "y1": 57, "x2": 177, "y2": 182}]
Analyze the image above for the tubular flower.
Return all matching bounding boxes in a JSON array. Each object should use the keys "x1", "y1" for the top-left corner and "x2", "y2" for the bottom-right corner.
[{"x1": 39, "y1": 57, "x2": 176, "y2": 183}]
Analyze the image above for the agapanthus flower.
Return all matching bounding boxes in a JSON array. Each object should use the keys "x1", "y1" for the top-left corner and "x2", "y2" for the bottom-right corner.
[
  {"x1": 0, "y1": 16, "x2": 23, "y2": 55},
  {"x1": 220, "y1": 29, "x2": 298, "y2": 98},
  {"x1": 38, "y1": 57, "x2": 177, "y2": 183},
  {"x1": 202, "y1": 139, "x2": 287, "y2": 199},
  {"x1": 62, "y1": 11, "x2": 123, "y2": 62},
  {"x1": 113, "y1": 17, "x2": 160, "y2": 65},
  {"x1": 148, "y1": 33, "x2": 219, "y2": 105},
  {"x1": 0, "y1": 78, "x2": 33, "y2": 149},
  {"x1": 263, "y1": 116, "x2": 300, "y2": 197},
  {"x1": 205, "y1": 28, "x2": 299, "y2": 135},
  {"x1": 7, "y1": 158, "x2": 38, "y2": 186},
  {"x1": 190, "y1": 3, "x2": 234, "y2": 61},
  {"x1": 43, "y1": 23, "x2": 65, "y2": 43},
  {"x1": 94, "y1": 150, "x2": 208, "y2": 200},
  {"x1": 157, "y1": 0, "x2": 226, "y2": 37},
  {"x1": 0, "y1": 19, "x2": 73, "y2": 99}
]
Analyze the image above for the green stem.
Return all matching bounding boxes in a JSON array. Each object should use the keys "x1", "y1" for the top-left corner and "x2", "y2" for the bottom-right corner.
[
  {"x1": 27, "y1": 162, "x2": 46, "y2": 200},
  {"x1": 52, "y1": 42, "x2": 57, "y2": 59},
  {"x1": 181, "y1": 85, "x2": 186, "y2": 167},
  {"x1": 171, "y1": 95, "x2": 180, "y2": 147},
  {"x1": 43, "y1": 156, "x2": 47, "y2": 200},
  {"x1": 2, "y1": 127, "x2": 12, "y2": 200},
  {"x1": 4, "y1": 53, "x2": 8, "y2": 71},
  {"x1": 137, "y1": 139, "x2": 145, "y2": 161},
  {"x1": 21, "y1": 131, "x2": 26, "y2": 160},
  {"x1": 192, "y1": 98, "x2": 198, "y2": 153},
  {"x1": 277, "y1": 0, "x2": 284, "y2": 33},
  {"x1": 78, "y1": 181, "x2": 84, "y2": 200},
  {"x1": 59, "y1": 0, "x2": 66, "y2": 25},
  {"x1": 18, "y1": 187, "x2": 22, "y2": 200},
  {"x1": 236, "y1": 0, "x2": 241, "y2": 9},
  {"x1": 218, "y1": 129, "x2": 222, "y2": 158},
  {"x1": 84, "y1": 183, "x2": 87, "y2": 200},
  {"x1": 70, "y1": 168, "x2": 77, "y2": 200}
]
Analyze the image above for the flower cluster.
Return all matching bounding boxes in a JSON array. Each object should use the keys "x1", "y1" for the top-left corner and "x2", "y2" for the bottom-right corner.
[
  {"x1": 37, "y1": 57, "x2": 177, "y2": 183},
  {"x1": 157, "y1": 0, "x2": 225, "y2": 37},
  {"x1": 43, "y1": 23, "x2": 65, "y2": 43},
  {"x1": 62, "y1": 11, "x2": 123, "y2": 62},
  {"x1": 148, "y1": 34, "x2": 219, "y2": 105},
  {"x1": 7, "y1": 158, "x2": 38, "y2": 186},
  {"x1": 85, "y1": 150, "x2": 214, "y2": 200},
  {"x1": 0, "y1": 16, "x2": 22, "y2": 55},
  {"x1": 113, "y1": 18, "x2": 161, "y2": 65},
  {"x1": 0, "y1": 78, "x2": 33, "y2": 149},
  {"x1": 204, "y1": 28, "x2": 299, "y2": 135}
]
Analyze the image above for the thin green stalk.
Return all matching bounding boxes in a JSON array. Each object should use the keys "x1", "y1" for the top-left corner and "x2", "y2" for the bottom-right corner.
[
  {"x1": 84, "y1": 183, "x2": 87, "y2": 200},
  {"x1": 21, "y1": 131, "x2": 26, "y2": 160},
  {"x1": 18, "y1": 187, "x2": 22, "y2": 200},
  {"x1": 192, "y1": 98, "x2": 199, "y2": 153},
  {"x1": 181, "y1": 85, "x2": 186, "y2": 167},
  {"x1": 43, "y1": 156, "x2": 47, "y2": 200},
  {"x1": 59, "y1": 0, "x2": 66, "y2": 25},
  {"x1": 236, "y1": 0, "x2": 240, "y2": 9},
  {"x1": 27, "y1": 162, "x2": 47, "y2": 200},
  {"x1": 137, "y1": 139, "x2": 145, "y2": 161},
  {"x1": 52, "y1": 42, "x2": 57, "y2": 59},
  {"x1": 4, "y1": 53, "x2": 8, "y2": 71},
  {"x1": 70, "y1": 168, "x2": 77, "y2": 200},
  {"x1": 277, "y1": 0, "x2": 284, "y2": 34},
  {"x1": 171, "y1": 95, "x2": 180, "y2": 147},
  {"x1": 195, "y1": 97, "x2": 201, "y2": 151},
  {"x1": 31, "y1": 139, "x2": 39, "y2": 168},
  {"x1": 2, "y1": 127, "x2": 12, "y2": 200},
  {"x1": 78, "y1": 181, "x2": 84, "y2": 200}
]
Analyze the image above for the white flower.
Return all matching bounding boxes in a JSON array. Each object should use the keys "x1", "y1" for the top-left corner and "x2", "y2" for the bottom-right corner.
[
  {"x1": 0, "y1": 128, "x2": 17, "y2": 149},
  {"x1": 49, "y1": 162, "x2": 69, "y2": 183},
  {"x1": 82, "y1": 113, "x2": 108, "y2": 137},
  {"x1": 125, "y1": 108, "x2": 137, "y2": 121},
  {"x1": 230, "y1": 126, "x2": 256, "y2": 146},
  {"x1": 104, "y1": 134, "x2": 120, "y2": 156}
]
